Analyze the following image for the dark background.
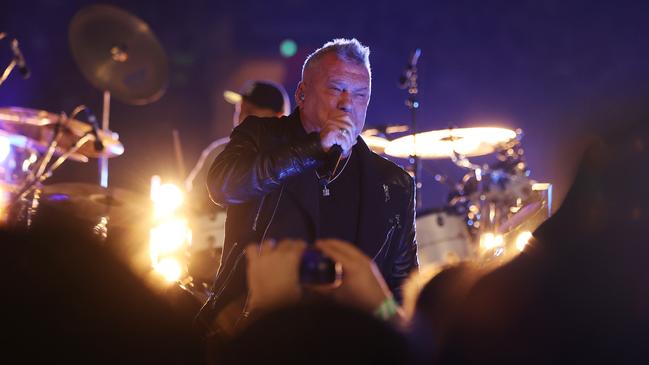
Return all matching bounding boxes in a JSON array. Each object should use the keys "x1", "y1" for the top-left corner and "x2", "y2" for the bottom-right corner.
[{"x1": 2, "y1": 0, "x2": 648, "y2": 211}]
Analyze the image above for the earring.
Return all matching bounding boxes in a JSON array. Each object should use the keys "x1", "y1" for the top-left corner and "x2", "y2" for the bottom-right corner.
[{"x1": 300, "y1": 93, "x2": 305, "y2": 100}]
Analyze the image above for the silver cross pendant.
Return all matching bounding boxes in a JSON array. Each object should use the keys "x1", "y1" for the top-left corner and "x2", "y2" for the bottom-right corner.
[{"x1": 322, "y1": 185, "x2": 330, "y2": 197}]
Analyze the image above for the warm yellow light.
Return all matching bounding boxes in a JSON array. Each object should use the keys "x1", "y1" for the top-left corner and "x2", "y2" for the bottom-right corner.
[
  {"x1": 532, "y1": 183, "x2": 551, "y2": 191},
  {"x1": 149, "y1": 176, "x2": 189, "y2": 283},
  {"x1": 481, "y1": 232, "x2": 504, "y2": 250},
  {"x1": 0, "y1": 187, "x2": 10, "y2": 223},
  {"x1": 152, "y1": 184, "x2": 183, "y2": 217},
  {"x1": 515, "y1": 231, "x2": 533, "y2": 252},
  {"x1": 149, "y1": 218, "x2": 189, "y2": 260},
  {"x1": 154, "y1": 258, "x2": 183, "y2": 282}
]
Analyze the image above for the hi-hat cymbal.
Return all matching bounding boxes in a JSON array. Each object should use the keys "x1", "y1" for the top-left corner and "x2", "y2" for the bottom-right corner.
[
  {"x1": 384, "y1": 127, "x2": 518, "y2": 159},
  {"x1": 40, "y1": 182, "x2": 151, "y2": 227},
  {"x1": 69, "y1": 4, "x2": 168, "y2": 105},
  {"x1": 0, "y1": 107, "x2": 124, "y2": 159}
]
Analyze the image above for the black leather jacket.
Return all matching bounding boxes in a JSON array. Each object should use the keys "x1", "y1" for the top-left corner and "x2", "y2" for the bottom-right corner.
[{"x1": 199, "y1": 110, "x2": 418, "y2": 325}]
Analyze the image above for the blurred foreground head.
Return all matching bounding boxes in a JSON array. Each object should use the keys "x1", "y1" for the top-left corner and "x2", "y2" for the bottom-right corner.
[{"x1": 219, "y1": 299, "x2": 408, "y2": 365}]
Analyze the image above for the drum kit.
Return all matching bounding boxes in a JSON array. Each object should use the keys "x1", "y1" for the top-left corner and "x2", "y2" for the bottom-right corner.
[
  {"x1": 0, "y1": 5, "x2": 167, "y2": 277},
  {"x1": 362, "y1": 124, "x2": 552, "y2": 270}
]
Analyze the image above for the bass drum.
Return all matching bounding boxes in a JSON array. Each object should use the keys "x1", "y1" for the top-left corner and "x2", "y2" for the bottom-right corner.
[{"x1": 416, "y1": 208, "x2": 474, "y2": 268}]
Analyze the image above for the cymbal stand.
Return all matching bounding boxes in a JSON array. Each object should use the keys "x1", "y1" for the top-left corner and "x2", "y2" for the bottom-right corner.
[
  {"x1": 12, "y1": 133, "x2": 93, "y2": 205},
  {"x1": 0, "y1": 34, "x2": 16, "y2": 87},
  {"x1": 400, "y1": 49, "x2": 423, "y2": 209},
  {"x1": 32, "y1": 113, "x2": 67, "y2": 182},
  {"x1": 99, "y1": 91, "x2": 110, "y2": 188}
]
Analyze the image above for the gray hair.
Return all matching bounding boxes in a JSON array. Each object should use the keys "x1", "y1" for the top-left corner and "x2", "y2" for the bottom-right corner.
[{"x1": 301, "y1": 38, "x2": 371, "y2": 81}]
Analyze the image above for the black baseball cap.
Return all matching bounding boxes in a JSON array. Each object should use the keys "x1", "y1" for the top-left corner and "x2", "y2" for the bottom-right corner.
[{"x1": 223, "y1": 81, "x2": 290, "y2": 114}]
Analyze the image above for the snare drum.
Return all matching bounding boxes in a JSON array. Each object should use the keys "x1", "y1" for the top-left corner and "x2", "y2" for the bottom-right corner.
[{"x1": 416, "y1": 209, "x2": 473, "y2": 268}]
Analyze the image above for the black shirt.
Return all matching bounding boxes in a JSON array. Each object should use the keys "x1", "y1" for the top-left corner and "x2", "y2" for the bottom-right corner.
[{"x1": 318, "y1": 149, "x2": 360, "y2": 243}]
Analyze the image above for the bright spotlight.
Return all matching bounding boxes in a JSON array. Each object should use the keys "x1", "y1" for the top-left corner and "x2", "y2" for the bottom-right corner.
[
  {"x1": 149, "y1": 218, "x2": 189, "y2": 258},
  {"x1": 154, "y1": 258, "x2": 183, "y2": 282},
  {"x1": 149, "y1": 176, "x2": 189, "y2": 284},
  {"x1": 151, "y1": 183, "x2": 184, "y2": 219},
  {"x1": 515, "y1": 231, "x2": 533, "y2": 252},
  {"x1": 481, "y1": 232, "x2": 503, "y2": 250}
]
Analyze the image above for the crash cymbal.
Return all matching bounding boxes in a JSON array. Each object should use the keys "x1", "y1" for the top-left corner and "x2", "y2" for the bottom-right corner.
[
  {"x1": 69, "y1": 4, "x2": 168, "y2": 105},
  {"x1": 0, "y1": 107, "x2": 123, "y2": 159},
  {"x1": 40, "y1": 182, "x2": 151, "y2": 227},
  {"x1": 384, "y1": 127, "x2": 518, "y2": 159}
]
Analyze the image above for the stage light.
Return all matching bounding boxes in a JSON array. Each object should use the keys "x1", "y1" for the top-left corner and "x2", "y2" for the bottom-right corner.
[
  {"x1": 149, "y1": 176, "x2": 189, "y2": 283},
  {"x1": 280, "y1": 39, "x2": 297, "y2": 58},
  {"x1": 0, "y1": 135, "x2": 10, "y2": 163},
  {"x1": 150, "y1": 177, "x2": 184, "y2": 219},
  {"x1": 481, "y1": 232, "x2": 503, "y2": 250},
  {"x1": 154, "y1": 258, "x2": 183, "y2": 282},
  {"x1": 149, "y1": 218, "x2": 189, "y2": 259},
  {"x1": 515, "y1": 231, "x2": 533, "y2": 252}
]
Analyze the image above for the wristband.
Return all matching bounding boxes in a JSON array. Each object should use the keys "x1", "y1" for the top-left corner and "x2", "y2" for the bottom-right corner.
[{"x1": 373, "y1": 296, "x2": 399, "y2": 321}]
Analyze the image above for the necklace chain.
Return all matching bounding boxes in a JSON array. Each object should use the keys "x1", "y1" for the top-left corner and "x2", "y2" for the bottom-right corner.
[{"x1": 315, "y1": 150, "x2": 352, "y2": 196}]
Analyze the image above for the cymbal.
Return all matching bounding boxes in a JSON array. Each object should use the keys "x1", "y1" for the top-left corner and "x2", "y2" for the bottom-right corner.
[
  {"x1": 0, "y1": 107, "x2": 124, "y2": 159},
  {"x1": 40, "y1": 182, "x2": 151, "y2": 227},
  {"x1": 69, "y1": 4, "x2": 168, "y2": 105},
  {"x1": 360, "y1": 131, "x2": 390, "y2": 154},
  {"x1": 384, "y1": 127, "x2": 518, "y2": 159}
]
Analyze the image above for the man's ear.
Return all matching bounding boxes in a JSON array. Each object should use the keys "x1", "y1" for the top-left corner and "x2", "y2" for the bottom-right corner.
[{"x1": 295, "y1": 82, "x2": 305, "y2": 108}]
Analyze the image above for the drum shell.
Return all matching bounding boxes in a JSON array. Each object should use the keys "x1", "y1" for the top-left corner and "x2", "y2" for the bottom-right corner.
[{"x1": 416, "y1": 210, "x2": 473, "y2": 267}]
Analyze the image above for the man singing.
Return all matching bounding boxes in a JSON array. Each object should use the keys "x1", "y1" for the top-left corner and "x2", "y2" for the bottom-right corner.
[{"x1": 200, "y1": 38, "x2": 417, "y2": 333}]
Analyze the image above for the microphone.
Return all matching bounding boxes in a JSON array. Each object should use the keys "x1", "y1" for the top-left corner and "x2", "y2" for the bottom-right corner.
[
  {"x1": 10, "y1": 39, "x2": 30, "y2": 79},
  {"x1": 85, "y1": 108, "x2": 105, "y2": 152},
  {"x1": 398, "y1": 48, "x2": 421, "y2": 89}
]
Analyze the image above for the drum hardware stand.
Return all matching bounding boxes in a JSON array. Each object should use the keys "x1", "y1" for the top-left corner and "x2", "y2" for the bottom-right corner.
[
  {"x1": 10, "y1": 121, "x2": 93, "y2": 207},
  {"x1": 32, "y1": 113, "x2": 66, "y2": 181},
  {"x1": 99, "y1": 91, "x2": 111, "y2": 188},
  {"x1": 0, "y1": 34, "x2": 29, "y2": 87},
  {"x1": 400, "y1": 48, "x2": 423, "y2": 209}
]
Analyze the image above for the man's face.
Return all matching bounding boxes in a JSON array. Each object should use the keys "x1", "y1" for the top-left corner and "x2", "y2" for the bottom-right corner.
[{"x1": 297, "y1": 53, "x2": 371, "y2": 137}]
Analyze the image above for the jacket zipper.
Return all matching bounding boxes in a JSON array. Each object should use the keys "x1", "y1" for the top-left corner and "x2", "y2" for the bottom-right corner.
[
  {"x1": 252, "y1": 195, "x2": 266, "y2": 231},
  {"x1": 236, "y1": 186, "x2": 285, "y2": 327},
  {"x1": 373, "y1": 217, "x2": 399, "y2": 261}
]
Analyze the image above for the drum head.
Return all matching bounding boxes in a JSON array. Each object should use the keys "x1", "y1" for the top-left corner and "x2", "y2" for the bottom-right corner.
[{"x1": 416, "y1": 209, "x2": 473, "y2": 268}]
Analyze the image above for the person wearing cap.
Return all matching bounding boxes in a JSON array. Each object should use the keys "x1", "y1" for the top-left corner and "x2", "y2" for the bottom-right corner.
[
  {"x1": 183, "y1": 81, "x2": 289, "y2": 289},
  {"x1": 198, "y1": 39, "x2": 417, "y2": 335},
  {"x1": 185, "y1": 81, "x2": 290, "y2": 212}
]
